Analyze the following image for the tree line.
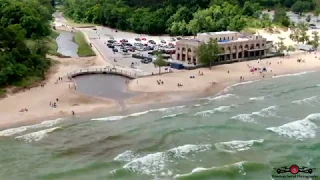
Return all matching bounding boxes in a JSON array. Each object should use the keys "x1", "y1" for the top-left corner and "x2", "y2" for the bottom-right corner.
[
  {"x1": 62, "y1": 0, "x2": 318, "y2": 35},
  {"x1": 0, "y1": 0, "x2": 54, "y2": 90}
]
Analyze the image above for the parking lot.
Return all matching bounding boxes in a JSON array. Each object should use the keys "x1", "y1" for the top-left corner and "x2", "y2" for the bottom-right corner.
[{"x1": 81, "y1": 27, "x2": 178, "y2": 74}]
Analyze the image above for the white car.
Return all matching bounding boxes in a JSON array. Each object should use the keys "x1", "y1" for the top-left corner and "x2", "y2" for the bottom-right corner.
[{"x1": 114, "y1": 42, "x2": 121, "y2": 46}]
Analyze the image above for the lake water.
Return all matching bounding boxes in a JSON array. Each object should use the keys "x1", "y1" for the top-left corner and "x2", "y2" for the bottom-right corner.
[
  {"x1": 0, "y1": 71, "x2": 320, "y2": 180},
  {"x1": 56, "y1": 31, "x2": 79, "y2": 57}
]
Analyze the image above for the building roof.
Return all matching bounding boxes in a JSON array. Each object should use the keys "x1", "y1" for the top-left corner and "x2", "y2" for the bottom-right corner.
[
  {"x1": 197, "y1": 31, "x2": 238, "y2": 36},
  {"x1": 177, "y1": 39, "x2": 201, "y2": 45}
]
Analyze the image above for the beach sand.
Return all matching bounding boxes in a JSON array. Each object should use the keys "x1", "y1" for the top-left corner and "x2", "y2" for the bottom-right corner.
[
  {"x1": 128, "y1": 51, "x2": 320, "y2": 93},
  {"x1": 0, "y1": 55, "x2": 118, "y2": 128}
]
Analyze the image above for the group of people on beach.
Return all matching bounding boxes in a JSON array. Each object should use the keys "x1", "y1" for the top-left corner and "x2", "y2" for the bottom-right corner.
[
  {"x1": 49, "y1": 98, "x2": 59, "y2": 108},
  {"x1": 55, "y1": 77, "x2": 63, "y2": 84},
  {"x1": 157, "y1": 79, "x2": 164, "y2": 85}
]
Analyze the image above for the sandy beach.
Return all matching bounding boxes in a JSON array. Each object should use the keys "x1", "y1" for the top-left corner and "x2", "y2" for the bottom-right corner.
[{"x1": 2, "y1": 14, "x2": 320, "y2": 129}]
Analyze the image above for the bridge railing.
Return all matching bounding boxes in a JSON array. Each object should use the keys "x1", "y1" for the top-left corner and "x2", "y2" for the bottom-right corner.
[{"x1": 66, "y1": 67, "x2": 145, "y2": 79}]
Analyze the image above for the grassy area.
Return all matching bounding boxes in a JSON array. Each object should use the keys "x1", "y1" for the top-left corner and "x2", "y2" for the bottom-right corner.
[
  {"x1": 12, "y1": 76, "x2": 43, "y2": 87},
  {"x1": 73, "y1": 31, "x2": 95, "y2": 57},
  {"x1": 64, "y1": 16, "x2": 96, "y2": 28},
  {"x1": 0, "y1": 88, "x2": 6, "y2": 97},
  {"x1": 46, "y1": 30, "x2": 62, "y2": 56}
]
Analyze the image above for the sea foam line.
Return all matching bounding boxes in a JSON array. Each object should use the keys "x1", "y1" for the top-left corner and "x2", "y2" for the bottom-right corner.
[
  {"x1": 272, "y1": 71, "x2": 315, "y2": 79},
  {"x1": 266, "y1": 113, "x2": 320, "y2": 141},
  {"x1": 249, "y1": 96, "x2": 265, "y2": 101},
  {"x1": 219, "y1": 80, "x2": 260, "y2": 94},
  {"x1": 15, "y1": 126, "x2": 61, "y2": 143},
  {"x1": 173, "y1": 161, "x2": 248, "y2": 178},
  {"x1": 0, "y1": 118, "x2": 63, "y2": 137},
  {"x1": 201, "y1": 93, "x2": 237, "y2": 101},
  {"x1": 214, "y1": 139, "x2": 264, "y2": 153},
  {"x1": 194, "y1": 105, "x2": 234, "y2": 117},
  {"x1": 91, "y1": 105, "x2": 185, "y2": 121}
]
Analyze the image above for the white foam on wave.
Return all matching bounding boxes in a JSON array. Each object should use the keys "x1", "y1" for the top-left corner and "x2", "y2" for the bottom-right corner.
[
  {"x1": 195, "y1": 105, "x2": 232, "y2": 116},
  {"x1": 115, "y1": 143, "x2": 211, "y2": 176},
  {"x1": 266, "y1": 113, "x2": 320, "y2": 140},
  {"x1": 230, "y1": 114, "x2": 255, "y2": 123},
  {"x1": 214, "y1": 139, "x2": 264, "y2": 153},
  {"x1": 203, "y1": 94, "x2": 237, "y2": 101},
  {"x1": 0, "y1": 118, "x2": 63, "y2": 137},
  {"x1": 91, "y1": 105, "x2": 185, "y2": 121},
  {"x1": 249, "y1": 96, "x2": 265, "y2": 101},
  {"x1": 161, "y1": 113, "x2": 183, "y2": 119},
  {"x1": 252, "y1": 106, "x2": 277, "y2": 117},
  {"x1": 173, "y1": 161, "x2": 248, "y2": 178},
  {"x1": 272, "y1": 71, "x2": 315, "y2": 79},
  {"x1": 114, "y1": 150, "x2": 137, "y2": 162},
  {"x1": 220, "y1": 80, "x2": 260, "y2": 94},
  {"x1": 15, "y1": 126, "x2": 61, "y2": 143},
  {"x1": 167, "y1": 144, "x2": 212, "y2": 159},
  {"x1": 292, "y1": 96, "x2": 318, "y2": 105}
]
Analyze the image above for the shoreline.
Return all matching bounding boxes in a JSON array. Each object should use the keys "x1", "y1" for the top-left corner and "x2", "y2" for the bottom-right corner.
[{"x1": 0, "y1": 64, "x2": 319, "y2": 130}]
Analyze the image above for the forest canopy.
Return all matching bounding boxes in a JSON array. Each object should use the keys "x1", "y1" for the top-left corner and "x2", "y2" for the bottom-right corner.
[
  {"x1": 62, "y1": 0, "x2": 318, "y2": 35},
  {"x1": 0, "y1": 0, "x2": 54, "y2": 89}
]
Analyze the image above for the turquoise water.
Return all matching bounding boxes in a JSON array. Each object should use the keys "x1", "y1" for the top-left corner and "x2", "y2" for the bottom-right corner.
[{"x1": 1, "y1": 71, "x2": 320, "y2": 180}]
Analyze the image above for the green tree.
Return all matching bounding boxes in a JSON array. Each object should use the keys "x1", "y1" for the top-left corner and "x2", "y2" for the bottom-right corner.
[
  {"x1": 311, "y1": 31, "x2": 320, "y2": 49},
  {"x1": 153, "y1": 54, "x2": 168, "y2": 75},
  {"x1": 275, "y1": 37, "x2": 287, "y2": 53},
  {"x1": 273, "y1": 7, "x2": 291, "y2": 27},
  {"x1": 286, "y1": 45, "x2": 295, "y2": 55},
  {"x1": 306, "y1": 14, "x2": 311, "y2": 22},
  {"x1": 196, "y1": 38, "x2": 222, "y2": 69}
]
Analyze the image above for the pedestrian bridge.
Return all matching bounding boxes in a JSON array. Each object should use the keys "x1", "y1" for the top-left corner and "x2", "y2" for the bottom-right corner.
[{"x1": 67, "y1": 67, "x2": 144, "y2": 79}]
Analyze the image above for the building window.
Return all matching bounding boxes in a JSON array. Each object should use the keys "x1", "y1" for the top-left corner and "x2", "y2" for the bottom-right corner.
[
  {"x1": 227, "y1": 37, "x2": 229, "y2": 40},
  {"x1": 223, "y1": 37, "x2": 226, "y2": 40},
  {"x1": 232, "y1": 37, "x2": 234, "y2": 40},
  {"x1": 178, "y1": 47, "x2": 180, "y2": 50}
]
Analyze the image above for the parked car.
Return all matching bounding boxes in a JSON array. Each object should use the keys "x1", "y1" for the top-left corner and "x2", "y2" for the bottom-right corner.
[
  {"x1": 128, "y1": 48, "x2": 135, "y2": 52},
  {"x1": 135, "y1": 38, "x2": 141, "y2": 41},
  {"x1": 107, "y1": 40, "x2": 116, "y2": 43},
  {"x1": 122, "y1": 49, "x2": 128, "y2": 53},
  {"x1": 93, "y1": 28, "x2": 97, "y2": 30},
  {"x1": 160, "y1": 40, "x2": 166, "y2": 44},
  {"x1": 114, "y1": 42, "x2": 121, "y2": 46},
  {"x1": 148, "y1": 40, "x2": 156, "y2": 44},
  {"x1": 141, "y1": 37, "x2": 147, "y2": 41},
  {"x1": 109, "y1": 37, "x2": 115, "y2": 40},
  {"x1": 112, "y1": 48, "x2": 118, "y2": 52},
  {"x1": 141, "y1": 58, "x2": 152, "y2": 63},
  {"x1": 107, "y1": 43, "x2": 114, "y2": 48},
  {"x1": 176, "y1": 37, "x2": 182, "y2": 40},
  {"x1": 170, "y1": 37, "x2": 176, "y2": 41}
]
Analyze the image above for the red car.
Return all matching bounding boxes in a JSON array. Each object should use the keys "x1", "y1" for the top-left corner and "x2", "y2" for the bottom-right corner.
[{"x1": 141, "y1": 38, "x2": 147, "y2": 41}]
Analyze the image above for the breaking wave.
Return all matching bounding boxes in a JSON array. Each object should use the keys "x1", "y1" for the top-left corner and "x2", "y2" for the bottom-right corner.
[
  {"x1": 272, "y1": 71, "x2": 315, "y2": 79},
  {"x1": 292, "y1": 96, "x2": 318, "y2": 105},
  {"x1": 174, "y1": 161, "x2": 249, "y2": 179},
  {"x1": 15, "y1": 127, "x2": 61, "y2": 143},
  {"x1": 266, "y1": 113, "x2": 320, "y2": 141},
  {"x1": 249, "y1": 96, "x2": 265, "y2": 101},
  {"x1": 202, "y1": 94, "x2": 237, "y2": 101},
  {"x1": 91, "y1": 105, "x2": 185, "y2": 121},
  {"x1": 252, "y1": 106, "x2": 277, "y2": 117},
  {"x1": 0, "y1": 118, "x2": 63, "y2": 137},
  {"x1": 194, "y1": 105, "x2": 233, "y2": 117},
  {"x1": 112, "y1": 144, "x2": 212, "y2": 177},
  {"x1": 214, "y1": 139, "x2": 264, "y2": 153},
  {"x1": 230, "y1": 114, "x2": 255, "y2": 123},
  {"x1": 161, "y1": 113, "x2": 184, "y2": 119}
]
